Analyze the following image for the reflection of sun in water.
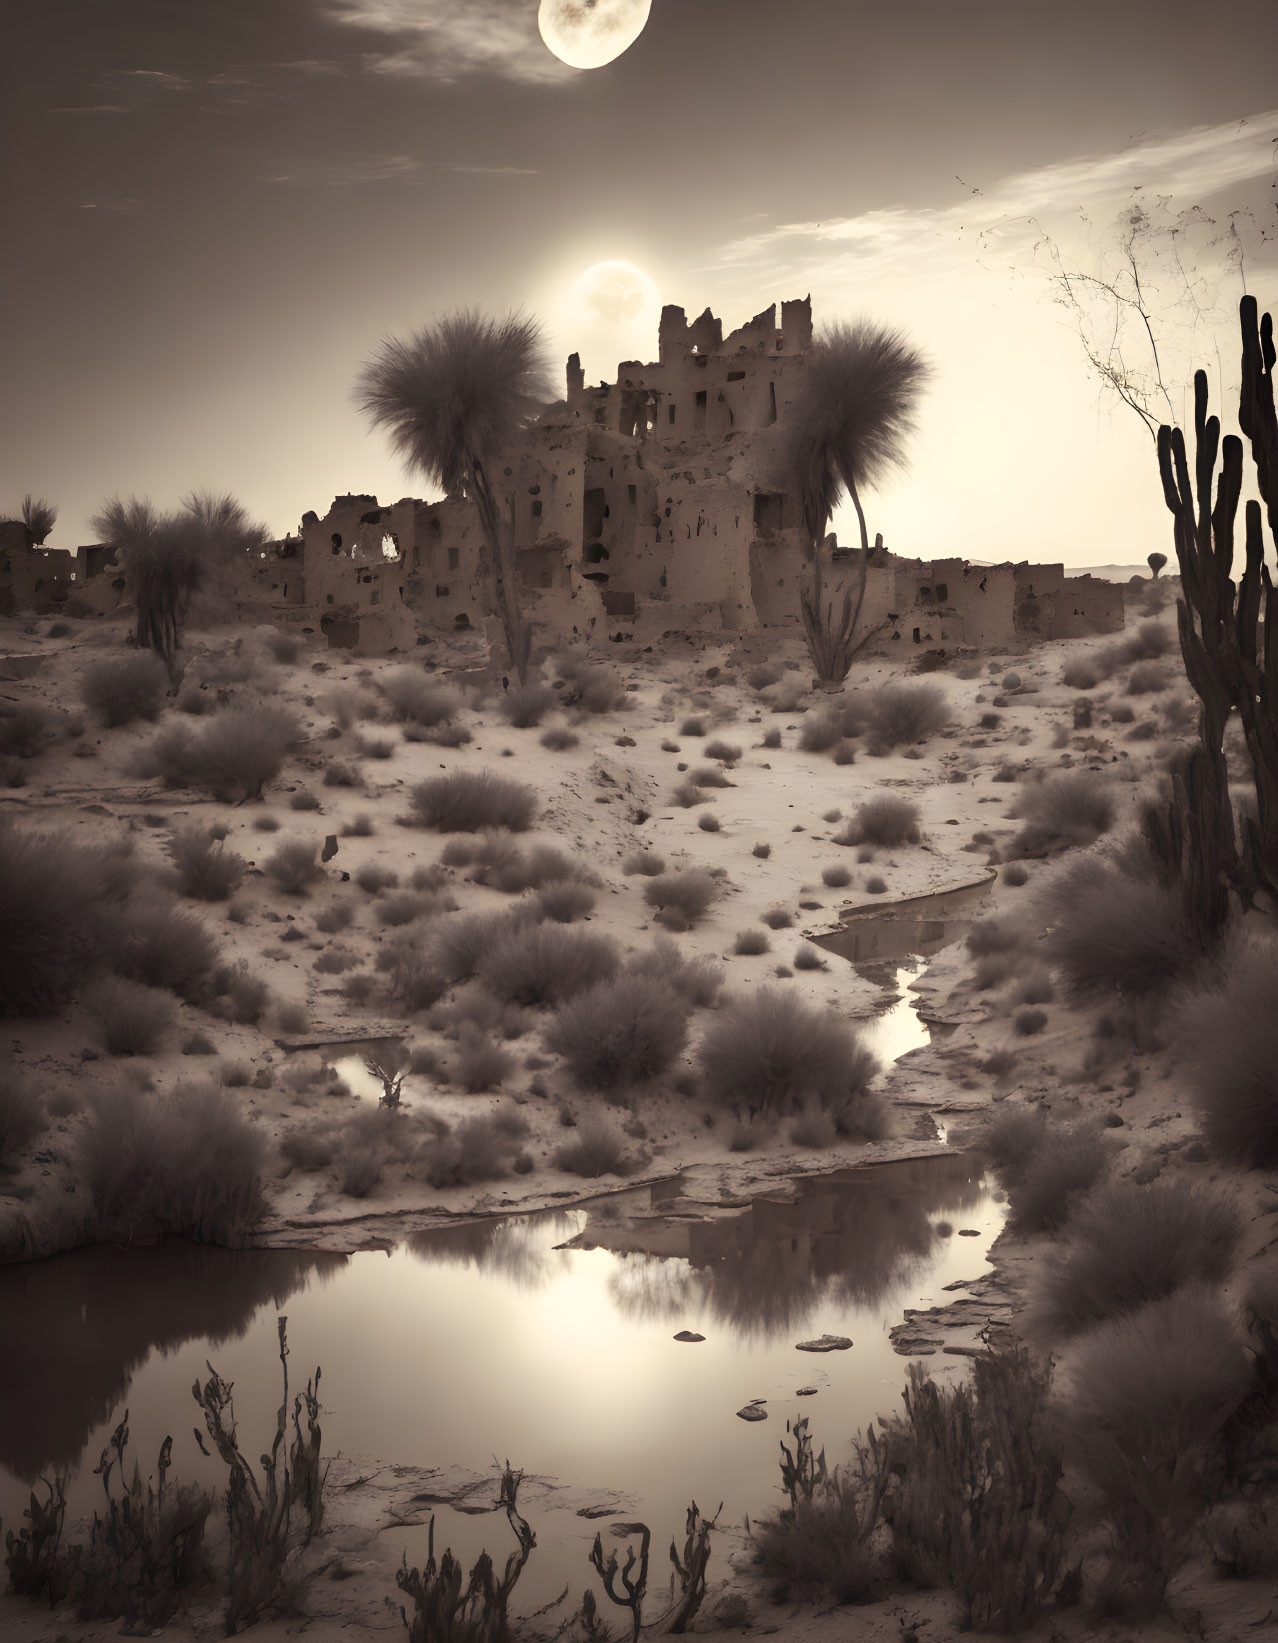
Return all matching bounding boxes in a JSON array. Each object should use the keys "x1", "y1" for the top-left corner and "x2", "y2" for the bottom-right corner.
[{"x1": 538, "y1": 0, "x2": 652, "y2": 70}]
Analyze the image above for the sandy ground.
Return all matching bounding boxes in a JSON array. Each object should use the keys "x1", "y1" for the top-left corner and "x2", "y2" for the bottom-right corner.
[{"x1": 4, "y1": 592, "x2": 1278, "y2": 1639}]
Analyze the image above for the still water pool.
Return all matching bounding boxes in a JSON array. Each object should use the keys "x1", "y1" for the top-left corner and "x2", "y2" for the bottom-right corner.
[{"x1": 0, "y1": 1156, "x2": 1001, "y2": 1613}]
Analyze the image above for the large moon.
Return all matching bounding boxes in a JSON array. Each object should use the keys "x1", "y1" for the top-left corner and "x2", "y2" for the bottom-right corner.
[{"x1": 538, "y1": 0, "x2": 652, "y2": 70}]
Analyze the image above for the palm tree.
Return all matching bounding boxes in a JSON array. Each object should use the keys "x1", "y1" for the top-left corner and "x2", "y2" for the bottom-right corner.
[
  {"x1": 784, "y1": 321, "x2": 931, "y2": 684},
  {"x1": 354, "y1": 310, "x2": 553, "y2": 684},
  {"x1": 91, "y1": 491, "x2": 263, "y2": 682},
  {"x1": 1, "y1": 495, "x2": 57, "y2": 544}
]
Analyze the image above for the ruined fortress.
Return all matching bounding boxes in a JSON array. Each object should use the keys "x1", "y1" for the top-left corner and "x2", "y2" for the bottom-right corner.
[{"x1": 4, "y1": 298, "x2": 1126, "y2": 652}]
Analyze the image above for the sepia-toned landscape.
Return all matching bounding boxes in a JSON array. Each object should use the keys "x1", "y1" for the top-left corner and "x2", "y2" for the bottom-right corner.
[{"x1": 4, "y1": 2, "x2": 1278, "y2": 1640}]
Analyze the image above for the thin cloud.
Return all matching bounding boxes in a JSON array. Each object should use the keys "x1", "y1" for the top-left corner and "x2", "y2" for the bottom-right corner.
[
  {"x1": 110, "y1": 69, "x2": 193, "y2": 92},
  {"x1": 434, "y1": 163, "x2": 539, "y2": 176},
  {"x1": 268, "y1": 153, "x2": 422, "y2": 186},
  {"x1": 79, "y1": 198, "x2": 139, "y2": 212},
  {"x1": 715, "y1": 112, "x2": 1278, "y2": 283},
  {"x1": 49, "y1": 105, "x2": 128, "y2": 114},
  {"x1": 325, "y1": 0, "x2": 576, "y2": 86}
]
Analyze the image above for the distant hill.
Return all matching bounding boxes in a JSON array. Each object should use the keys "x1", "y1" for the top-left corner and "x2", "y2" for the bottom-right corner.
[{"x1": 966, "y1": 561, "x2": 1161, "y2": 583}]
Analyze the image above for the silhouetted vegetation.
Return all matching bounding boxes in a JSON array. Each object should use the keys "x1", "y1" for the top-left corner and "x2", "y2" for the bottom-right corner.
[
  {"x1": 1007, "y1": 771, "x2": 1115, "y2": 858},
  {"x1": 642, "y1": 868, "x2": 718, "y2": 931},
  {"x1": 546, "y1": 973, "x2": 689, "y2": 1093},
  {"x1": 410, "y1": 769, "x2": 537, "y2": 832},
  {"x1": 836, "y1": 795, "x2": 921, "y2": 847},
  {"x1": 80, "y1": 652, "x2": 168, "y2": 726},
  {"x1": 166, "y1": 826, "x2": 247, "y2": 901}
]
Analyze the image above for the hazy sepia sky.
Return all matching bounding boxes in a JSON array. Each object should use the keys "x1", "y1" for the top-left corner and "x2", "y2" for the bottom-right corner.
[{"x1": 4, "y1": 0, "x2": 1276, "y2": 565}]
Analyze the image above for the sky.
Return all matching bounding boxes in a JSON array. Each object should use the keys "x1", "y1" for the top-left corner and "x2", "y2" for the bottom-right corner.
[{"x1": 3, "y1": 0, "x2": 1277, "y2": 567}]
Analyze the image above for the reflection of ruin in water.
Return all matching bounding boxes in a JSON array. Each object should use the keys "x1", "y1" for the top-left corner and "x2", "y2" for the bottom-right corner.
[
  {"x1": 812, "y1": 875, "x2": 994, "y2": 968},
  {"x1": 0, "y1": 1245, "x2": 345, "y2": 1481}
]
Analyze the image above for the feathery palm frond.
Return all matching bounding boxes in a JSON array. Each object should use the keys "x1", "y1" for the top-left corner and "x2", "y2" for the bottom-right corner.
[
  {"x1": 354, "y1": 310, "x2": 553, "y2": 495},
  {"x1": 785, "y1": 321, "x2": 931, "y2": 548},
  {"x1": 20, "y1": 495, "x2": 57, "y2": 544},
  {"x1": 180, "y1": 490, "x2": 266, "y2": 557}
]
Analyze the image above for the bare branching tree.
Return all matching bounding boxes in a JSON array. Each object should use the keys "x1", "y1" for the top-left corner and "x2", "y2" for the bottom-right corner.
[
  {"x1": 783, "y1": 321, "x2": 931, "y2": 684},
  {"x1": 355, "y1": 311, "x2": 553, "y2": 684},
  {"x1": 91, "y1": 491, "x2": 265, "y2": 684}
]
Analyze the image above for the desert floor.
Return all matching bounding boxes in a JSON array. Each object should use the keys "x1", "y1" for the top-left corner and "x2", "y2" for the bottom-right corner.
[{"x1": 2, "y1": 592, "x2": 1276, "y2": 1641}]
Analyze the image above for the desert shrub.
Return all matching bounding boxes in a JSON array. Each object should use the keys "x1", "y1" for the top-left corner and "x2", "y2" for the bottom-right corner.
[
  {"x1": 0, "y1": 823, "x2": 136, "y2": 1015},
  {"x1": 698, "y1": 988, "x2": 880, "y2": 1125},
  {"x1": 181, "y1": 1031, "x2": 216, "y2": 1056},
  {"x1": 1062, "y1": 658, "x2": 1105, "y2": 689},
  {"x1": 409, "y1": 769, "x2": 536, "y2": 832},
  {"x1": 165, "y1": 826, "x2": 246, "y2": 901},
  {"x1": 80, "y1": 652, "x2": 168, "y2": 726},
  {"x1": 540, "y1": 726, "x2": 578, "y2": 751},
  {"x1": 975, "y1": 1106, "x2": 1048, "y2": 1183},
  {"x1": 821, "y1": 865, "x2": 852, "y2": 887},
  {"x1": 1109, "y1": 701, "x2": 1136, "y2": 724},
  {"x1": 478, "y1": 924, "x2": 620, "y2": 1007},
  {"x1": 761, "y1": 728, "x2": 782, "y2": 749},
  {"x1": 972, "y1": 952, "x2": 1014, "y2": 990},
  {"x1": 324, "y1": 685, "x2": 378, "y2": 729},
  {"x1": 380, "y1": 667, "x2": 462, "y2": 726},
  {"x1": 385, "y1": 939, "x2": 448, "y2": 1012},
  {"x1": 253, "y1": 814, "x2": 280, "y2": 832},
  {"x1": 322, "y1": 759, "x2": 361, "y2": 789},
  {"x1": 0, "y1": 1064, "x2": 46, "y2": 1168},
  {"x1": 1043, "y1": 856, "x2": 1208, "y2": 1001},
  {"x1": 84, "y1": 975, "x2": 175, "y2": 1055},
  {"x1": 1014, "y1": 969, "x2": 1055, "y2": 1005},
  {"x1": 705, "y1": 738, "x2": 741, "y2": 763},
  {"x1": 450, "y1": 1030, "x2": 515, "y2": 1093},
  {"x1": 112, "y1": 895, "x2": 220, "y2": 1000},
  {"x1": 1034, "y1": 1176, "x2": 1243, "y2": 1338},
  {"x1": 627, "y1": 939, "x2": 723, "y2": 1008},
  {"x1": 280, "y1": 1121, "x2": 338, "y2": 1172},
  {"x1": 762, "y1": 906, "x2": 793, "y2": 929},
  {"x1": 557, "y1": 657, "x2": 622, "y2": 714},
  {"x1": 210, "y1": 960, "x2": 271, "y2": 1024},
  {"x1": 0, "y1": 702, "x2": 49, "y2": 758},
  {"x1": 355, "y1": 863, "x2": 399, "y2": 894},
  {"x1": 275, "y1": 1000, "x2": 310, "y2": 1035},
  {"x1": 837, "y1": 796, "x2": 921, "y2": 847},
  {"x1": 864, "y1": 875, "x2": 887, "y2": 895},
  {"x1": 751, "y1": 1436, "x2": 886, "y2": 1605},
  {"x1": 882, "y1": 1348, "x2": 1070, "y2": 1632},
  {"x1": 752, "y1": 841, "x2": 772, "y2": 858},
  {"x1": 469, "y1": 838, "x2": 579, "y2": 894},
  {"x1": 1060, "y1": 1286, "x2": 1251, "y2": 1616},
  {"x1": 1013, "y1": 1007, "x2": 1048, "y2": 1037},
  {"x1": 429, "y1": 910, "x2": 521, "y2": 984},
  {"x1": 670, "y1": 782, "x2": 707, "y2": 809},
  {"x1": 545, "y1": 973, "x2": 689, "y2": 1093},
  {"x1": 1008, "y1": 772, "x2": 1115, "y2": 858},
  {"x1": 338, "y1": 1108, "x2": 399, "y2": 1198},
  {"x1": 690, "y1": 765, "x2": 732, "y2": 788},
  {"x1": 190, "y1": 705, "x2": 301, "y2": 801},
  {"x1": 376, "y1": 890, "x2": 439, "y2": 927},
  {"x1": 793, "y1": 944, "x2": 826, "y2": 971},
  {"x1": 698, "y1": 812, "x2": 721, "y2": 833},
  {"x1": 1006, "y1": 1128, "x2": 1112, "y2": 1234},
  {"x1": 264, "y1": 840, "x2": 322, "y2": 896},
  {"x1": 420, "y1": 1113, "x2": 525, "y2": 1187},
  {"x1": 265, "y1": 629, "x2": 303, "y2": 664},
  {"x1": 353, "y1": 733, "x2": 395, "y2": 760},
  {"x1": 679, "y1": 715, "x2": 707, "y2": 737},
  {"x1": 552, "y1": 1113, "x2": 641, "y2": 1177},
  {"x1": 313, "y1": 946, "x2": 357, "y2": 974},
  {"x1": 314, "y1": 900, "x2": 354, "y2": 933},
  {"x1": 536, "y1": 881, "x2": 596, "y2": 923},
  {"x1": 965, "y1": 917, "x2": 1023, "y2": 958},
  {"x1": 1002, "y1": 862, "x2": 1028, "y2": 886},
  {"x1": 1125, "y1": 662, "x2": 1170, "y2": 695},
  {"x1": 289, "y1": 789, "x2": 320, "y2": 811},
  {"x1": 1178, "y1": 933, "x2": 1278, "y2": 1168},
  {"x1": 78, "y1": 1080, "x2": 266, "y2": 1242},
  {"x1": 219, "y1": 1060, "x2": 253, "y2": 1088},
  {"x1": 642, "y1": 869, "x2": 718, "y2": 931},
  {"x1": 622, "y1": 850, "x2": 665, "y2": 877},
  {"x1": 500, "y1": 682, "x2": 556, "y2": 728},
  {"x1": 865, "y1": 682, "x2": 949, "y2": 752},
  {"x1": 734, "y1": 929, "x2": 770, "y2": 955}
]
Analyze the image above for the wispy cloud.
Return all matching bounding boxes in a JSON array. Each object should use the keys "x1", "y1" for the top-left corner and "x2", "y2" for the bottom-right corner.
[
  {"x1": 434, "y1": 162, "x2": 539, "y2": 175},
  {"x1": 714, "y1": 112, "x2": 1278, "y2": 286},
  {"x1": 267, "y1": 153, "x2": 422, "y2": 186},
  {"x1": 109, "y1": 68, "x2": 194, "y2": 93},
  {"x1": 325, "y1": 0, "x2": 575, "y2": 86},
  {"x1": 49, "y1": 104, "x2": 128, "y2": 115},
  {"x1": 79, "y1": 198, "x2": 139, "y2": 212}
]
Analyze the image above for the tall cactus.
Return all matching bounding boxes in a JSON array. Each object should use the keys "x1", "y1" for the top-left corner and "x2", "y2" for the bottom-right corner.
[{"x1": 1156, "y1": 296, "x2": 1278, "y2": 912}]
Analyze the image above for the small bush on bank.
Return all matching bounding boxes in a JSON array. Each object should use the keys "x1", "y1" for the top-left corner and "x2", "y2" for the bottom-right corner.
[
  {"x1": 430, "y1": 909, "x2": 524, "y2": 983},
  {"x1": 1034, "y1": 1176, "x2": 1243, "y2": 1338},
  {"x1": 1008, "y1": 772, "x2": 1115, "y2": 858},
  {"x1": 627, "y1": 939, "x2": 723, "y2": 1007},
  {"x1": 451, "y1": 1031, "x2": 515, "y2": 1093},
  {"x1": 975, "y1": 1106, "x2": 1048, "y2": 1183},
  {"x1": 409, "y1": 769, "x2": 537, "y2": 832},
  {"x1": 209, "y1": 960, "x2": 271, "y2": 1025},
  {"x1": 384, "y1": 936, "x2": 448, "y2": 1013},
  {"x1": 0, "y1": 1064, "x2": 46, "y2": 1168},
  {"x1": 85, "y1": 975, "x2": 174, "y2": 1056},
  {"x1": 380, "y1": 668, "x2": 462, "y2": 726},
  {"x1": 1043, "y1": 856, "x2": 1208, "y2": 1001},
  {"x1": 1179, "y1": 932, "x2": 1278, "y2": 1168},
  {"x1": 80, "y1": 652, "x2": 168, "y2": 726},
  {"x1": 1014, "y1": 1006, "x2": 1048, "y2": 1037},
  {"x1": 112, "y1": 895, "x2": 220, "y2": 1001},
  {"x1": 751, "y1": 1448, "x2": 886, "y2": 1605},
  {"x1": 478, "y1": 924, "x2": 621, "y2": 1007},
  {"x1": 1126, "y1": 662, "x2": 1170, "y2": 695},
  {"x1": 822, "y1": 864, "x2": 852, "y2": 887},
  {"x1": 338, "y1": 1107, "x2": 399, "y2": 1198},
  {"x1": 540, "y1": 726, "x2": 579, "y2": 751},
  {"x1": 322, "y1": 759, "x2": 361, "y2": 789},
  {"x1": 420, "y1": 1112, "x2": 527, "y2": 1187},
  {"x1": 793, "y1": 944, "x2": 826, "y2": 971},
  {"x1": 264, "y1": 840, "x2": 322, "y2": 896},
  {"x1": 698, "y1": 988, "x2": 881, "y2": 1127},
  {"x1": 545, "y1": 972, "x2": 689, "y2": 1092},
  {"x1": 799, "y1": 698, "x2": 867, "y2": 753},
  {"x1": 762, "y1": 906, "x2": 794, "y2": 929},
  {"x1": 836, "y1": 796, "x2": 922, "y2": 847},
  {"x1": 865, "y1": 682, "x2": 950, "y2": 752},
  {"x1": 552, "y1": 1113, "x2": 641, "y2": 1177},
  {"x1": 643, "y1": 869, "x2": 718, "y2": 930},
  {"x1": 679, "y1": 715, "x2": 707, "y2": 737},
  {"x1": 166, "y1": 826, "x2": 247, "y2": 901},
  {"x1": 734, "y1": 929, "x2": 770, "y2": 955},
  {"x1": 78, "y1": 1080, "x2": 267, "y2": 1243},
  {"x1": 705, "y1": 738, "x2": 742, "y2": 763},
  {"x1": 500, "y1": 682, "x2": 556, "y2": 728},
  {"x1": 1060, "y1": 1286, "x2": 1251, "y2": 1617},
  {"x1": 536, "y1": 881, "x2": 596, "y2": 923},
  {"x1": 622, "y1": 849, "x2": 665, "y2": 877},
  {"x1": 1006, "y1": 1127, "x2": 1112, "y2": 1234},
  {"x1": 883, "y1": 1348, "x2": 1070, "y2": 1632}
]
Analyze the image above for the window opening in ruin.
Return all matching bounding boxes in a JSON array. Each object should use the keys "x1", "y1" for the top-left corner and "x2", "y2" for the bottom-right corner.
[
  {"x1": 912, "y1": 626, "x2": 921, "y2": 643},
  {"x1": 436, "y1": 584, "x2": 450, "y2": 597},
  {"x1": 753, "y1": 492, "x2": 784, "y2": 533},
  {"x1": 331, "y1": 534, "x2": 342, "y2": 549},
  {"x1": 668, "y1": 404, "x2": 676, "y2": 424},
  {"x1": 455, "y1": 613, "x2": 471, "y2": 629},
  {"x1": 583, "y1": 543, "x2": 609, "y2": 564},
  {"x1": 627, "y1": 485, "x2": 636, "y2": 503},
  {"x1": 447, "y1": 546, "x2": 460, "y2": 570},
  {"x1": 935, "y1": 582, "x2": 948, "y2": 602},
  {"x1": 594, "y1": 408, "x2": 607, "y2": 423},
  {"x1": 529, "y1": 484, "x2": 540, "y2": 495},
  {"x1": 694, "y1": 390, "x2": 707, "y2": 431},
  {"x1": 769, "y1": 382, "x2": 777, "y2": 423},
  {"x1": 381, "y1": 533, "x2": 398, "y2": 559},
  {"x1": 727, "y1": 370, "x2": 745, "y2": 382},
  {"x1": 918, "y1": 586, "x2": 933, "y2": 602}
]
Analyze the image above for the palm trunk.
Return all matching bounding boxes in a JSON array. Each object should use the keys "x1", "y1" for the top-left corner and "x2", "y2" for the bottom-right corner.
[{"x1": 470, "y1": 459, "x2": 531, "y2": 685}]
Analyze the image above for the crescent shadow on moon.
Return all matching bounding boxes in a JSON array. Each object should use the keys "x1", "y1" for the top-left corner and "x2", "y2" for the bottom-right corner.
[{"x1": 538, "y1": 0, "x2": 653, "y2": 70}]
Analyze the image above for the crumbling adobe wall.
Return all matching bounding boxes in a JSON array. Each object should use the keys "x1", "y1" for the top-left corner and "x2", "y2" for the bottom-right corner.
[
  {"x1": 1012, "y1": 564, "x2": 1124, "y2": 641},
  {"x1": 0, "y1": 521, "x2": 110, "y2": 615}
]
